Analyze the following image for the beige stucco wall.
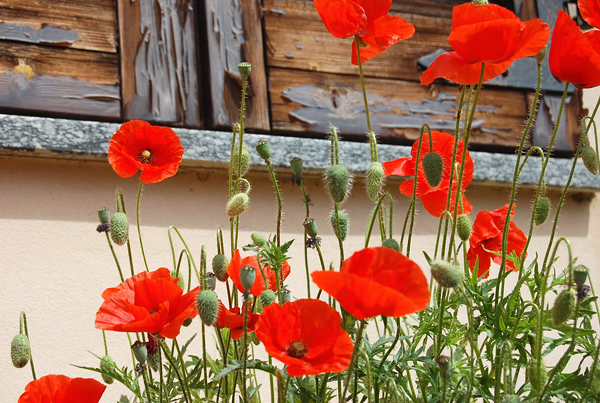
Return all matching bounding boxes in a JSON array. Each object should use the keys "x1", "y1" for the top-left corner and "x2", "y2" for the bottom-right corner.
[{"x1": 2, "y1": 93, "x2": 600, "y2": 401}]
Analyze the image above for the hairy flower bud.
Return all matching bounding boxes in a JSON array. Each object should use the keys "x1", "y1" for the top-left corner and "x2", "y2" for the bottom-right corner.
[
  {"x1": 212, "y1": 254, "x2": 229, "y2": 282},
  {"x1": 110, "y1": 212, "x2": 129, "y2": 245},
  {"x1": 197, "y1": 290, "x2": 219, "y2": 326},
  {"x1": 457, "y1": 214, "x2": 472, "y2": 241},
  {"x1": 11, "y1": 334, "x2": 30, "y2": 369},
  {"x1": 552, "y1": 288, "x2": 576, "y2": 327},
  {"x1": 260, "y1": 289, "x2": 277, "y2": 307},
  {"x1": 430, "y1": 260, "x2": 463, "y2": 288},
  {"x1": 232, "y1": 145, "x2": 250, "y2": 177},
  {"x1": 365, "y1": 161, "x2": 385, "y2": 201},
  {"x1": 251, "y1": 233, "x2": 267, "y2": 247},
  {"x1": 382, "y1": 238, "x2": 400, "y2": 251},
  {"x1": 534, "y1": 196, "x2": 551, "y2": 226},
  {"x1": 330, "y1": 210, "x2": 348, "y2": 241},
  {"x1": 582, "y1": 145, "x2": 599, "y2": 175},
  {"x1": 226, "y1": 193, "x2": 249, "y2": 216},
  {"x1": 326, "y1": 164, "x2": 352, "y2": 204},
  {"x1": 526, "y1": 358, "x2": 547, "y2": 393},
  {"x1": 100, "y1": 355, "x2": 115, "y2": 384},
  {"x1": 422, "y1": 151, "x2": 443, "y2": 188}
]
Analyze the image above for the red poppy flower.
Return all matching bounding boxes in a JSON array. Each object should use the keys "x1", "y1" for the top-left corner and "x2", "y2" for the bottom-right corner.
[
  {"x1": 580, "y1": 0, "x2": 600, "y2": 28},
  {"x1": 549, "y1": 10, "x2": 600, "y2": 89},
  {"x1": 311, "y1": 247, "x2": 430, "y2": 320},
  {"x1": 18, "y1": 374, "x2": 106, "y2": 403},
  {"x1": 313, "y1": 0, "x2": 415, "y2": 64},
  {"x1": 227, "y1": 250, "x2": 291, "y2": 297},
  {"x1": 95, "y1": 268, "x2": 199, "y2": 338},
  {"x1": 215, "y1": 300, "x2": 260, "y2": 340},
  {"x1": 255, "y1": 298, "x2": 353, "y2": 377},
  {"x1": 382, "y1": 131, "x2": 473, "y2": 218},
  {"x1": 420, "y1": 3, "x2": 549, "y2": 85},
  {"x1": 467, "y1": 204, "x2": 527, "y2": 278},
  {"x1": 108, "y1": 120, "x2": 184, "y2": 184}
]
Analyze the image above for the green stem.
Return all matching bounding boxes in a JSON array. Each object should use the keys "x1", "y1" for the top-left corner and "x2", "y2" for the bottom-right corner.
[
  {"x1": 104, "y1": 232, "x2": 124, "y2": 282},
  {"x1": 354, "y1": 36, "x2": 372, "y2": 135},
  {"x1": 21, "y1": 312, "x2": 36, "y2": 380},
  {"x1": 266, "y1": 160, "x2": 282, "y2": 248},
  {"x1": 160, "y1": 340, "x2": 191, "y2": 403},
  {"x1": 365, "y1": 194, "x2": 393, "y2": 247},
  {"x1": 136, "y1": 181, "x2": 149, "y2": 272},
  {"x1": 341, "y1": 319, "x2": 366, "y2": 401},
  {"x1": 242, "y1": 299, "x2": 249, "y2": 403}
]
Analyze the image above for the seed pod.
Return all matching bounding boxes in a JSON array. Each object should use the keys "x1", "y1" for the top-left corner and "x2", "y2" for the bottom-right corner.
[
  {"x1": 110, "y1": 212, "x2": 129, "y2": 245},
  {"x1": 232, "y1": 145, "x2": 250, "y2": 177},
  {"x1": 260, "y1": 290, "x2": 277, "y2": 307},
  {"x1": 100, "y1": 355, "x2": 115, "y2": 384},
  {"x1": 226, "y1": 193, "x2": 249, "y2": 216},
  {"x1": 582, "y1": 145, "x2": 599, "y2": 175},
  {"x1": 573, "y1": 265, "x2": 589, "y2": 288},
  {"x1": 240, "y1": 265, "x2": 256, "y2": 295},
  {"x1": 282, "y1": 290, "x2": 292, "y2": 303},
  {"x1": 303, "y1": 218, "x2": 318, "y2": 237},
  {"x1": 365, "y1": 161, "x2": 385, "y2": 201},
  {"x1": 422, "y1": 152, "x2": 443, "y2": 188},
  {"x1": 238, "y1": 62, "x2": 251, "y2": 78},
  {"x1": 456, "y1": 214, "x2": 472, "y2": 241},
  {"x1": 290, "y1": 157, "x2": 303, "y2": 177},
  {"x1": 552, "y1": 288, "x2": 576, "y2": 327},
  {"x1": 98, "y1": 208, "x2": 110, "y2": 224},
  {"x1": 11, "y1": 334, "x2": 31, "y2": 369},
  {"x1": 326, "y1": 164, "x2": 352, "y2": 204},
  {"x1": 212, "y1": 254, "x2": 229, "y2": 282},
  {"x1": 131, "y1": 341, "x2": 148, "y2": 364},
  {"x1": 330, "y1": 210, "x2": 348, "y2": 241},
  {"x1": 197, "y1": 290, "x2": 219, "y2": 326},
  {"x1": 255, "y1": 140, "x2": 271, "y2": 161},
  {"x1": 534, "y1": 196, "x2": 551, "y2": 226},
  {"x1": 251, "y1": 233, "x2": 267, "y2": 247},
  {"x1": 430, "y1": 260, "x2": 463, "y2": 288},
  {"x1": 382, "y1": 238, "x2": 400, "y2": 251}
]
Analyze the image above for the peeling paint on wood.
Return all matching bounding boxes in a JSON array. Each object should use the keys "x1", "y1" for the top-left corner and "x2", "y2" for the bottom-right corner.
[
  {"x1": 0, "y1": 23, "x2": 82, "y2": 45},
  {"x1": 118, "y1": 0, "x2": 202, "y2": 127}
]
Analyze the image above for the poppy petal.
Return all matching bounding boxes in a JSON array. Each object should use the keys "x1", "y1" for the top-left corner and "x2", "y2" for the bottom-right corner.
[
  {"x1": 351, "y1": 15, "x2": 415, "y2": 64},
  {"x1": 579, "y1": 0, "x2": 600, "y2": 29},
  {"x1": 420, "y1": 52, "x2": 513, "y2": 86},
  {"x1": 313, "y1": 0, "x2": 367, "y2": 38}
]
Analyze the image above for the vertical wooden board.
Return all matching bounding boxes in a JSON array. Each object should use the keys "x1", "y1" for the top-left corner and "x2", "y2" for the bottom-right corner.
[
  {"x1": 204, "y1": 0, "x2": 270, "y2": 130},
  {"x1": 117, "y1": 0, "x2": 202, "y2": 128}
]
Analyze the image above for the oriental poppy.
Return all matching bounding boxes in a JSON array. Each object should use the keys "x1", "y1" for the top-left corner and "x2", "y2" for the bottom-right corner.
[
  {"x1": 467, "y1": 205, "x2": 527, "y2": 278},
  {"x1": 215, "y1": 300, "x2": 260, "y2": 340},
  {"x1": 420, "y1": 3, "x2": 549, "y2": 85},
  {"x1": 18, "y1": 375, "x2": 106, "y2": 403},
  {"x1": 108, "y1": 120, "x2": 184, "y2": 184},
  {"x1": 382, "y1": 131, "x2": 473, "y2": 218},
  {"x1": 313, "y1": 0, "x2": 415, "y2": 64},
  {"x1": 312, "y1": 247, "x2": 430, "y2": 320},
  {"x1": 255, "y1": 298, "x2": 353, "y2": 376},
  {"x1": 549, "y1": 9, "x2": 600, "y2": 89},
  {"x1": 95, "y1": 268, "x2": 199, "y2": 339},
  {"x1": 227, "y1": 250, "x2": 291, "y2": 297}
]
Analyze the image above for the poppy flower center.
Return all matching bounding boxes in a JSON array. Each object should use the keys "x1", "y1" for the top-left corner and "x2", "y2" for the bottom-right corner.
[
  {"x1": 286, "y1": 340, "x2": 309, "y2": 358},
  {"x1": 137, "y1": 149, "x2": 155, "y2": 164}
]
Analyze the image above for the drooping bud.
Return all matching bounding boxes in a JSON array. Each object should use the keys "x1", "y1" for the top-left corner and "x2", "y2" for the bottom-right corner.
[
  {"x1": 110, "y1": 212, "x2": 129, "y2": 245},
  {"x1": 430, "y1": 260, "x2": 463, "y2": 288},
  {"x1": 456, "y1": 214, "x2": 472, "y2": 241},
  {"x1": 240, "y1": 265, "x2": 256, "y2": 296},
  {"x1": 197, "y1": 290, "x2": 219, "y2": 326},
  {"x1": 98, "y1": 208, "x2": 110, "y2": 224},
  {"x1": 183, "y1": 317, "x2": 193, "y2": 327},
  {"x1": 255, "y1": 140, "x2": 271, "y2": 161},
  {"x1": 303, "y1": 218, "x2": 318, "y2": 237},
  {"x1": 11, "y1": 334, "x2": 31, "y2": 368},
  {"x1": 290, "y1": 157, "x2": 303, "y2": 177},
  {"x1": 365, "y1": 161, "x2": 385, "y2": 201},
  {"x1": 326, "y1": 164, "x2": 352, "y2": 204},
  {"x1": 330, "y1": 210, "x2": 348, "y2": 241},
  {"x1": 422, "y1": 152, "x2": 444, "y2": 188},
  {"x1": 232, "y1": 145, "x2": 250, "y2": 177},
  {"x1": 382, "y1": 238, "x2": 400, "y2": 251},
  {"x1": 582, "y1": 145, "x2": 599, "y2": 175},
  {"x1": 238, "y1": 62, "x2": 251, "y2": 78},
  {"x1": 212, "y1": 254, "x2": 229, "y2": 282},
  {"x1": 534, "y1": 196, "x2": 551, "y2": 226},
  {"x1": 573, "y1": 265, "x2": 589, "y2": 288},
  {"x1": 251, "y1": 233, "x2": 267, "y2": 247},
  {"x1": 552, "y1": 288, "x2": 576, "y2": 327},
  {"x1": 436, "y1": 355, "x2": 451, "y2": 378},
  {"x1": 226, "y1": 193, "x2": 249, "y2": 216},
  {"x1": 131, "y1": 341, "x2": 148, "y2": 364},
  {"x1": 534, "y1": 45, "x2": 547, "y2": 65},
  {"x1": 260, "y1": 290, "x2": 277, "y2": 307},
  {"x1": 526, "y1": 358, "x2": 547, "y2": 393},
  {"x1": 100, "y1": 355, "x2": 115, "y2": 384}
]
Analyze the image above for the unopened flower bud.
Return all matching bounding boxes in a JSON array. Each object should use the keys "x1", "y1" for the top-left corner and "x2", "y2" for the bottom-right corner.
[
  {"x1": 436, "y1": 355, "x2": 451, "y2": 378},
  {"x1": 573, "y1": 265, "x2": 589, "y2": 288},
  {"x1": 131, "y1": 341, "x2": 148, "y2": 364},
  {"x1": 238, "y1": 62, "x2": 251, "y2": 78},
  {"x1": 100, "y1": 355, "x2": 115, "y2": 384},
  {"x1": 326, "y1": 164, "x2": 352, "y2": 204},
  {"x1": 240, "y1": 265, "x2": 256, "y2": 295},
  {"x1": 232, "y1": 145, "x2": 250, "y2": 177},
  {"x1": 260, "y1": 290, "x2": 277, "y2": 307},
  {"x1": 365, "y1": 161, "x2": 385, "y2": 201},
  {"x1": 98, "y1": 208, "x2": 110, "y2": 224},
  {"x1": 255, "y1": 140, "x2": 271, "y2": 160},
  {"x1": 330, "y1": 210, "x2": 348, "y2": 241},
  {"x1": 552, "y1": 288, "x2": 576, "y2": 327},
  {"x1": 110, "y1": 212, "x2": 129, "y2": 245},
  {"x1": 11, "y1": 334, "x2": 30, "y2": 369},
  {"x1": 582, "y1": 145, "x2": 599, "y2": 175},
  {"x1": 382, "y1": 238, "x2": 400, "y2": 251},
  {"x1": 430, "y1": 260, "x2": 463, "y2": 288},
  {"x1": 303, "y1": 218, "x2": 318, "y2": 237},
  {"x1": 206, "y1": 273, "x2": 217, "y2": 290},
  {"x1": 212, "y1": 254, "x2": 229, "y2": 282},
  {"x1": 251, "y1": 233, "x2": 267, "y2": 247},
  {"x1": 197, "y1": 290, "x2": 219, "y2": 326},
  {"x1": 456, "y1": 214, "x2": 472, "y2": 241},
  {"x1": 226, "y1": 193, "x2": 249, "y2": 216},
  {"x1": 534, "y1": 196, "x2": 551, "y2": 226},
  {"x1": 422, "y1": 151, "x2": 443, "y2": 188},
  {"x1": 534, "y1": 45, "x2": 547, "y2": 65},
  {"x1": 183, "y1": 317, "x2": 193, "y2": 327},
  {"x1": 290, "y1": 157, "x2": 303, "y2": 177},
  {"x1": 526, "y1": 358, "x2": 547, "y2": 392}
]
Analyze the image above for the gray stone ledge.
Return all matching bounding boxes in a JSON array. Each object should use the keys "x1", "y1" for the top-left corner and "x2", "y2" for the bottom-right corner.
[{"x1": 1, "y1": 114, "x2": 599, "y2": 190}]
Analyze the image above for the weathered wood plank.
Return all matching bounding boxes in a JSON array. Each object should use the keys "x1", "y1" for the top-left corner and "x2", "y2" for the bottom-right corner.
[
  {"x1": 0, "y1": 0, "x2": 116, "y2": 53},
  {"x1": 117, "y1": 0, "x2": 202, "y2": 127},
  {"x1": 270, "y1": 68, "x2": 529, "y2": 148},
  {"x1": 204, "y1": 0, "x2": 270, "y2": 130}
]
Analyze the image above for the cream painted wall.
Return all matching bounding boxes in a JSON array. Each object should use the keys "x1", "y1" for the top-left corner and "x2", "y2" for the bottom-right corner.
[{"x1": 2, "y1": 88, "x2": 600, "y2": 401}]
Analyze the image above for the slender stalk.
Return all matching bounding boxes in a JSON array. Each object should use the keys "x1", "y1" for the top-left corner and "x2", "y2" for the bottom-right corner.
[
  {"x1": 160, "y1": 341, "x2": 191, "y2": 403},
  {"x1": 342, "y1": 319, "x2": 366, "y2": 401},
  {"x1": 104, "y1": 232, "x2": 124, "y2": 282},
  {"x1": 21, "y1": 312, "x2": 36, "y2": 380},
  {"x1": 266, "y1": 160, "x2": 282, "y2": 248},
  {"x1": 135, "y1": 181, "x2": 149, "y2": 272},
  {"x1": 354, "y1": 36, "x2": 372, "y2": 135},
  {"x1": 242, "y1": 299, "x2": 250, "y2": 403}
]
